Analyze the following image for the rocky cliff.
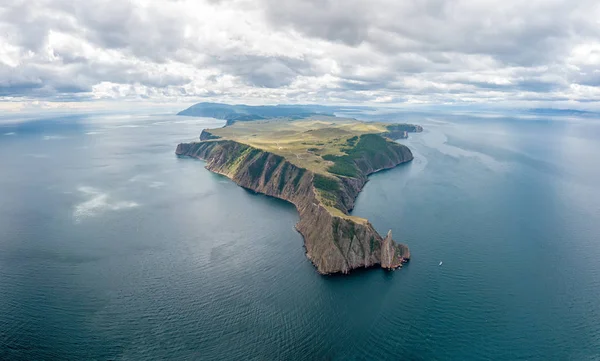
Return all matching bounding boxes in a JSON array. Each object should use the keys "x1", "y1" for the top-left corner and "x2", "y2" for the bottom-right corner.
[
  {"x1": 176, "y1": 137, "x2": 412, "y2": 275},
  {"x1": 382, "y1": 124, "x2": 424, "y2": 140}
]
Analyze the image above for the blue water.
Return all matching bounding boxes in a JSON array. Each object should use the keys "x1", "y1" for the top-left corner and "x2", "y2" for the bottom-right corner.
[{"x1": 0, "y1": 111, "x2": 599, "y2": 360}]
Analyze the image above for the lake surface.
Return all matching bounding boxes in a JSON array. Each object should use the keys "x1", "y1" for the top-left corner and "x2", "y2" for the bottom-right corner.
[{"x1": 1, "y1": 110, "x2": 599, "y2": 360}]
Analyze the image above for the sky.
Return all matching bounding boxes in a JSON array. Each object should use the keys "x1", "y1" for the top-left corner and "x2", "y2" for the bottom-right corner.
[{"x1": 1, "y1": 0, "x2": 600, "y2": 110}]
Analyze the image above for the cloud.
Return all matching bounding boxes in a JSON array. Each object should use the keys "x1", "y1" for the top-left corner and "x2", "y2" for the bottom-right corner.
[{"x1": 0, "y1": 0, "x2": 599, "y2": 107}]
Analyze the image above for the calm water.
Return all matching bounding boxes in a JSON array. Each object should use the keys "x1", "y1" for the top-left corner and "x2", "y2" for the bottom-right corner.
[{"x1": 0, "y1": 111, "x2": 599, "y2": 360}]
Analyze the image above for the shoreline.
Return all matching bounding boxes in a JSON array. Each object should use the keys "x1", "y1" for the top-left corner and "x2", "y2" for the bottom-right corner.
[{"x1": 176, "y1": 138, "x2": 412, "y2": 274}]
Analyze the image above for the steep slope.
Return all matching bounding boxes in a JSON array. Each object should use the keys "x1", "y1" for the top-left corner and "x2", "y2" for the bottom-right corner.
[{"x1": 176, "y1": 137, "x2": 412, "y2": 274}]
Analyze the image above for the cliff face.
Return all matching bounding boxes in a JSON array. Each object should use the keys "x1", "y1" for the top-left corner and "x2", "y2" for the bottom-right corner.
[
  {"x1": 199, "y1": 129, "x2": 220, "y2": 141},
  {"x1": 176, "y1": 139, "x2": 412, "y2": 275},
  {"x1": 334, "y1": 143, "x2": 414, "y2": 213}
]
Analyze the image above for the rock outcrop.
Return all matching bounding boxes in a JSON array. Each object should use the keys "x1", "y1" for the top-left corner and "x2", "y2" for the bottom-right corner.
[
  {"x1": 199, "y1": 129, "x2": 221, "y2": 141},
  {"x1": 382, "y1": 124, "x2": 424, "y2": 140},
  {"x1": 176, "y1": 138, "x2": 412, "y2": 275}
]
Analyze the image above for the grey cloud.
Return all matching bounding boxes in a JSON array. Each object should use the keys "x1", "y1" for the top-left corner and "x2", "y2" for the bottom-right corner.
[
  {"x1": 337, "y1": 80, "x2": 393, "y2": 92},
  {"x1": 3, "y1": 0, "x2": 190, "y2": 62},
  {"x1": 514, "y1": 79, "x2": 564, "y2": 93},
  {"x1": 574, "y1": 74, "x2": 600, "y2": 87},
  {"x1": 0, "y1": 63, "x2": 92, "y2": 98},
  {"x1": 569, "y1": 63, "x2": 600, "y2": 87},
  {"x1": 77, "y1": 61, "x2": 191, "y2": 88},
  {"x1": 0, "y1": 55, "x2": 190, "y2": 99},
  {"x1": 263, "y1": 0, "x2": 369, "y2": 46},
  {"x1": 207, "y1": 55, "x2": 316, "y2": 88},
  {"x1": 261, "y1": 0, "x2": 597, "y2": 67},
  {"x1": 1, "y1": 0, "x2": 600, "y2": 105},
  {"x1": 1, "y1": 1, "x2": 76, "y2": 52}
]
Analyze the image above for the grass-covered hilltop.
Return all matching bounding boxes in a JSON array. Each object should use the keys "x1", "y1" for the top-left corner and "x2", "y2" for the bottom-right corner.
[{"x1": 176, "y1": 103, "x2": 423, "y2": 274}]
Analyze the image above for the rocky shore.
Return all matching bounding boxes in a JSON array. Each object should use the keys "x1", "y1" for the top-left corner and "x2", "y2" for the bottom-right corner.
[{"x1": 176, "y1": 137, "x2": 412, "y2": 274}]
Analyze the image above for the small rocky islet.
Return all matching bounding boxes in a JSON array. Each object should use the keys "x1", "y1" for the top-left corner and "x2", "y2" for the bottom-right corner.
[{"x1": 176, "y1": 103, "x2": 422, "y2": 274}]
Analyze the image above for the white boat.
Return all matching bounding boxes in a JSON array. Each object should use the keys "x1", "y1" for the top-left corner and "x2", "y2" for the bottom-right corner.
[{"x1": 439, "y1": 261, "x2": 443, "y2": 266}]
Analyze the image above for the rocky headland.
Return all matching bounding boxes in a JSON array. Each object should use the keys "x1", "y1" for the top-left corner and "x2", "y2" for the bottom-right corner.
[{"x1": 176, "y1": 117, "x2": 421, "y2": 275}]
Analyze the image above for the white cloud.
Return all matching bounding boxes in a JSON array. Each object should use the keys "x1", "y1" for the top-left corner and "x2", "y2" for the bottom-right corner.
[{"x1": 0, "y1": 0, "x2": 599, "y2": 107}]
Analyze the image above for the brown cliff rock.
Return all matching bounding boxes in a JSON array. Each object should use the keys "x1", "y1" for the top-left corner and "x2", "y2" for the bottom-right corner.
[{"x1": 176, "y1": 139, "x2": 412, "y2": 274}]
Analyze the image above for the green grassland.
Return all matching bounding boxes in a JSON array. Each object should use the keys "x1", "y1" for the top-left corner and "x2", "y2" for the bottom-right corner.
[
  {"x1": 205, "y1": 116, "x2": 392, "y2": 174},
  {"x1": 203, "y1": 116, "x2": 405, "y2": 223}
]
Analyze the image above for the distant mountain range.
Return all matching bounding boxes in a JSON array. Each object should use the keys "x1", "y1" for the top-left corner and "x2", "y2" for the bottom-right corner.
[
  {"x1": 177, "y1": 103, "x2": 600, "y2": 125},
  {"x1": 527, "y1": 108, "x2": 598, "y2": 117},
  {"x1": 177, "y1": 102, "x2": 342, "y2": 125}
]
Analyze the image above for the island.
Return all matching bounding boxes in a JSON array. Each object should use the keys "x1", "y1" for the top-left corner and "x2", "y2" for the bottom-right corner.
[{"x1": 176, "y1": 104, "x2": 423, "y2": 274}]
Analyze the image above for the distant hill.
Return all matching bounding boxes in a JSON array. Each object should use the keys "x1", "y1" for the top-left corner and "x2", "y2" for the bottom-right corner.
[
  {"x1": 527, "y1": 108, "x2": 598, "y2": 117},
  {"x1": 177, "y1": 102, "x2": 336, "y2": 125}
]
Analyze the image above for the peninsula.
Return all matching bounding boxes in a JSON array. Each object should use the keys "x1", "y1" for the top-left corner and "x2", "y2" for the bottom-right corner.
[{"x1": 176, "y1": 104, "x2": 422, "y2": 274}]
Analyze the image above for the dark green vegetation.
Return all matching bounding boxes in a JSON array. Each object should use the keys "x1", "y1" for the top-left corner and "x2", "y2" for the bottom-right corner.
[
  {"x1": 323, "y1": 154, "x2": 359, "y2": 177},
  {"x1": 313, "y1": 174, "x2": 341, "y2": 207},
  {"x1": 277, "y1": 162, "x2": 289, "y2": 192},
  {"x1": 323, "y1": 134, "x2": 404, "y2": 178},
  {"x1": 346, "y1": 136, "x2": 358, "y2": 146},
  {"x1": 246, "y1": 149, "x2": 265, "y2": 181},
  {"x1": 223, "y1": 143, "x2": 252, "y2": 169},
  {"x1": 313, "y1": 174, "x2": 340, "y2": 192},
  {"x1": 263, "y1": 155, "x2": 284, "y2": 184},
  {"x1": 347, "y1": 134, "x2": 397, "y2": 157},
  {"x1": 292, "y1": 168, "x2": 306, "y2": 189}
]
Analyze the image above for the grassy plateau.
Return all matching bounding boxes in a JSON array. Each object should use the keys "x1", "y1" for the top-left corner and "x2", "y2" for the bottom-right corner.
[{"x1": 199, "y1": 116, "x2": 413, "y2": 223}]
